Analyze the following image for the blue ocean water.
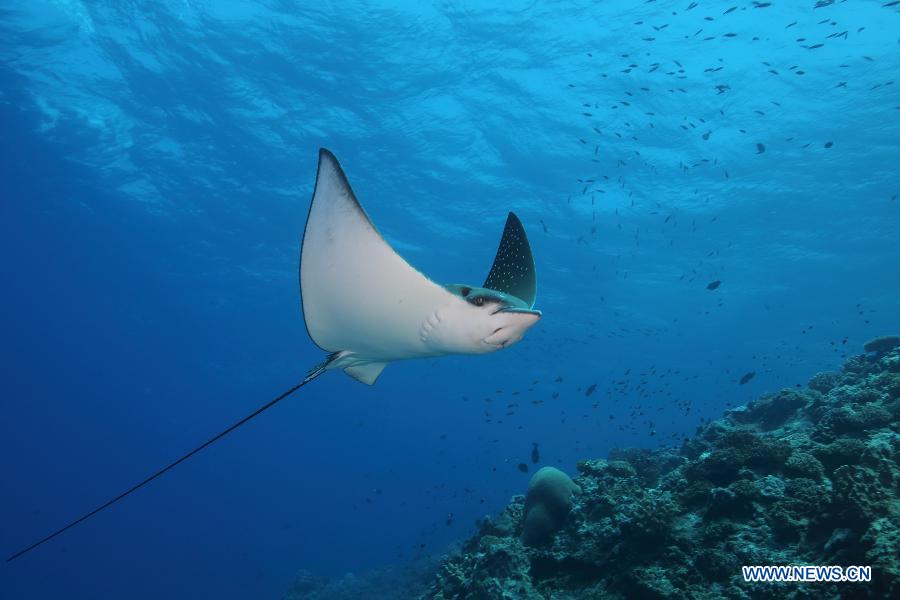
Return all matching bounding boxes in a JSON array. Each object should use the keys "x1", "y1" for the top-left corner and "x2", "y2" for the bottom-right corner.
[{"x1": 1, "y1": 1, "x2": 898, "y2": 598}]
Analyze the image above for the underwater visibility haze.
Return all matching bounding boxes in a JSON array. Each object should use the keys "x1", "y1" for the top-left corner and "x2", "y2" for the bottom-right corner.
[{"x1": 1, "y1": 1, "x2": 899, "y2": 598}]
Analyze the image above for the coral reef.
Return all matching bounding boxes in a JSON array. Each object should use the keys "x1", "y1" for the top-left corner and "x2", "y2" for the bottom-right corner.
[
  {"x1": 424, "y1": 343, "x2": 900, "y2": 599},
  {"x1": 521, "y1": 467, "x2": 582, "y2": 547},
  {"x1": 863, "y1": 335, "x2": 900, "y2": 357}
]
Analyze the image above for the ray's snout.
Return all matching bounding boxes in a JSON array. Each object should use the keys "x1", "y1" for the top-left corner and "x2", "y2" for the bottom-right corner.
[{"x1": 484, "y1": 309, "x2": 541, "y2": 348}]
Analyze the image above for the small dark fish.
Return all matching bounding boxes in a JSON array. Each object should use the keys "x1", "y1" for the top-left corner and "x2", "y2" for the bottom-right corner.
[
  {"x1": 707, "y1": 280, "x2": 721, "y2": 290},
  {"x1": 756, "y1": 143, "x2": 766, "y2": 154},
  {"x1": 739, "y1": 372, "x2": 756, "y2": 385},
  {"x1": 540, "y1": 219, "x2": 548, "y2": 233},
  {"x1": 824, "y1": 141, "x2": 833, "y2": 148},
  {"x1": 517, "y1": 463, "x2": 529, "y2": 473},
  {"x1": 585, "y1": 383, "x2": 598, "y2": 397},
  {"x1": 531, "y1": 443, "x2": 540, "y2": 464}
]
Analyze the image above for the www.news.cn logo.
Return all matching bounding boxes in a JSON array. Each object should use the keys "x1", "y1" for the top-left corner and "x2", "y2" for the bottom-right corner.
[{"x1": 742, "y1": 565, "x2": 872, "y2": 583}]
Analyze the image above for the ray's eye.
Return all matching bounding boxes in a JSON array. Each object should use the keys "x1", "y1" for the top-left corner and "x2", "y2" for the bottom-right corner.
[
  {"x1": 467, "y1": 295, "x2": 487, "y2": 307},
  {"x1": 468, "y1": 295, "x2": 500, "y2": 307}
]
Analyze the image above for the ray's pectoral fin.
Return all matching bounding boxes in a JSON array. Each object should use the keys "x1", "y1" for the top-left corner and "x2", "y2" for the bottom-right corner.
[
  {"x1": 299, "y1": 148, "x2": 459, "y2": 385},
  {"x1": 484, "y1": 212, "x2": 537, "y2": 309}
]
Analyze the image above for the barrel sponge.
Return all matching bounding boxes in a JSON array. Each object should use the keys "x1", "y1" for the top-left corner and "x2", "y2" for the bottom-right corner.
[{"x1": 521, "y1": 466, "x2": 581, "y2": 546}]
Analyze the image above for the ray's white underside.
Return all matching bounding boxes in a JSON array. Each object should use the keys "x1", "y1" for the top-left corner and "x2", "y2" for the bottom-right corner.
[{"x1": 299, "y1": 150, "x2": 477, "y2": 381}]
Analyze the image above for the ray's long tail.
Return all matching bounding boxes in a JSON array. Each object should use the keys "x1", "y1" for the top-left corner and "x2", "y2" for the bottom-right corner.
[{"x1": 6, "y1": 359, "x2": 332, "y2": 562}]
